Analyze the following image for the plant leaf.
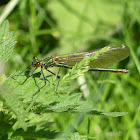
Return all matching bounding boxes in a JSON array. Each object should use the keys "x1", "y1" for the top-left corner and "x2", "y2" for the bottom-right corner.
[{"x1": 0, "y1": 20, "x2": 16, "y2": 63}]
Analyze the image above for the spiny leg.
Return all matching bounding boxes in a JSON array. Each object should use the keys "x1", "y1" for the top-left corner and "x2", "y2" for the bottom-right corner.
[
  {"x1": 12, "y1": 64, "x2": 32, "y2": 76},
  {"x1": 45, "y1": 68, "x2": 60, "y2": 91},
  {"x1": 26, "y1": 66, "x2": 46, "y2": 113},
  {"x1": 56, "y1": 68, "x2": 61, "y2": 91},
  {"x1": 45, "y1": 68, "x2": 60, "y2": 79},
  {"x1": 12, "y1": 66, "x2": 37, "y2": 77},
  {"x1": 31, "y1": 67, "x2": 61, "y2": 100},
  {"x1": 18, "y1": 64, "x2": 32, "y2": 74},
  {"x1": 27, "y1": 67, "x2": 38, "y2": 77},
  {"x1": 11, "y1": 67, "x2": 38, "y2": 85},
  {"x1": 32, "y1": 65, "x2": 47, "y2": 99}
]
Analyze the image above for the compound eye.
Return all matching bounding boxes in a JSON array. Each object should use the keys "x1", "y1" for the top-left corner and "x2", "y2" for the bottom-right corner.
[
  {"x1": 36, "y1": 62, "x2": 40, "y2": 67},
  {"x1": 33, "y1": 56, "x2": 37, "y2": 59}
]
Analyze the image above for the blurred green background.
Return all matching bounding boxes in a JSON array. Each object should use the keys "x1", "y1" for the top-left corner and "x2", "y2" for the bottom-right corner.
[{"x1": 0, "y1": 0, "x2": 140, "y2": 139}]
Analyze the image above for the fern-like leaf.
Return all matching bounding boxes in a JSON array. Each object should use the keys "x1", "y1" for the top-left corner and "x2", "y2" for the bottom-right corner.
[{"x1": 0, "y1": 20, "x2": 16, "y2": 63}]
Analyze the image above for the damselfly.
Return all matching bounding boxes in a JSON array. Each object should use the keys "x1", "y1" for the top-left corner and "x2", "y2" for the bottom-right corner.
[{"x1": 15, "y1": 44, "x2": 130, "y2": 96}]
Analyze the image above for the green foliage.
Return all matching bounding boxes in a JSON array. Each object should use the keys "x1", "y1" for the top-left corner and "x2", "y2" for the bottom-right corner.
[
  {"x1": 0, "y1": 21, "x2": 127, "y2": 139},
  {"x1": 0, "y1": 20, "x2": 16, "y2": 63},
  {"x1": 0, "y1": 0, "x2": 140, "y2": 139}
]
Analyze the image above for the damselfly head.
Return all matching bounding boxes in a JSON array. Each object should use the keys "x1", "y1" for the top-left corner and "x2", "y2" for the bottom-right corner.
[
  {"x1": 35, "y1": 62, "x2": 40, "y2": 67},
  {"x1": 33, "y1": 56, "x2": 38, "y2": 60},
  {"x1": 32, "y1": 56, "x2": 40, "y2": 67}
]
